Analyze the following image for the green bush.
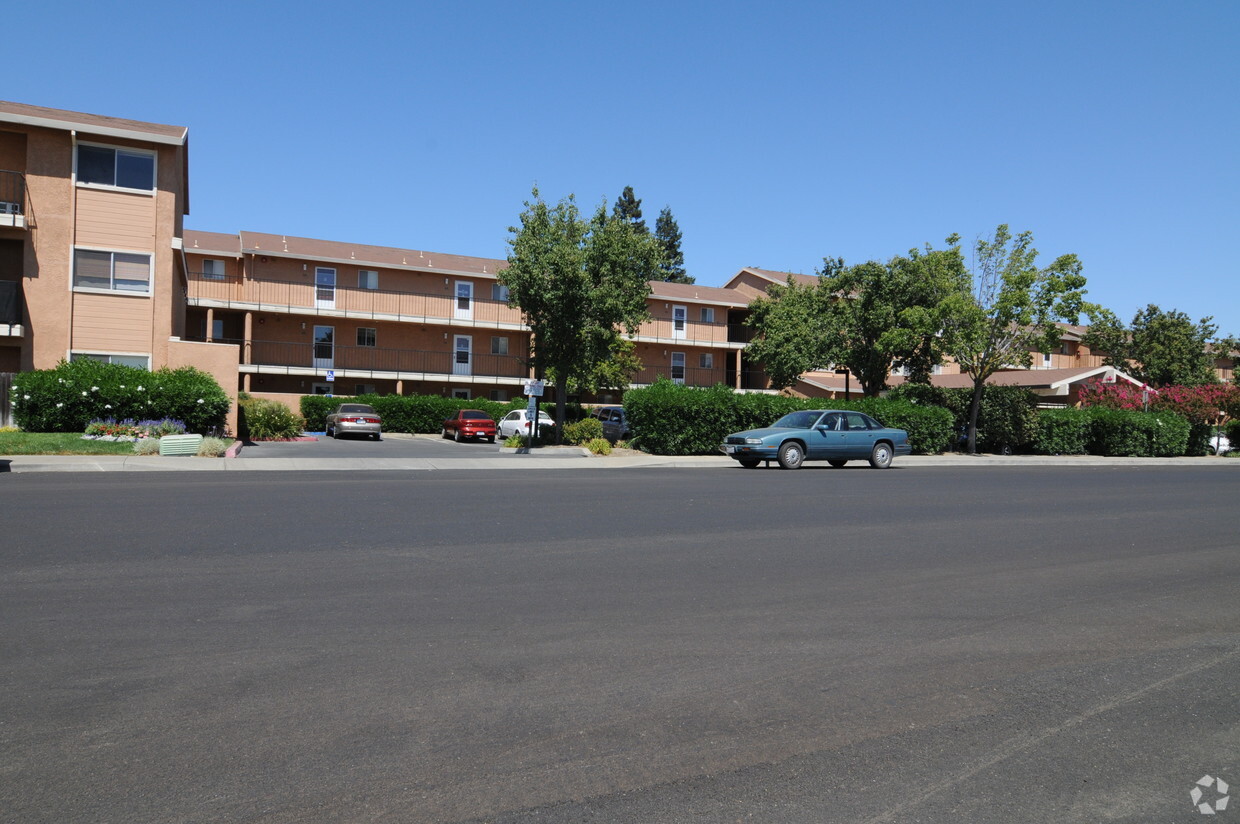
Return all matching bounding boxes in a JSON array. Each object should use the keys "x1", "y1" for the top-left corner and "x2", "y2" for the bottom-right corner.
[
  {"x1": 563, "y1": 417, "x2": 604, "y2": 445},
  {"x1": 197, "y1": 437, "x2": 229, "y2": 457},
  {"x1": 240, "y1": 398, "x2": 304, "y2": 440},
  {"x1": 1223, "y1": 420, "x2": 1240, "y2": 451},
  {"x1": 1085, "y1": 408, "x2": 1189, "y2": 457},
  {"x1": 11, "y1": 360, "x2": 230, "y2": 434},
  {"x1": 1032, "y1": 408, "x2": 1091, "y2": 455},
  {"x1": 888, "y1": 383, "x2": 1038, "y2": 453},
  {"x1": 133, "y1": 437, "x2": 162, "y2": 456},
  {"x1": 301, "y1": 393, "x2": 567, "y2": 435},
  {"x1": 622, "y1": 379, "x2": 953, "y2": 456},
  {"x1": 585, "y1": 437, "x2": 612, "y2": 455}
]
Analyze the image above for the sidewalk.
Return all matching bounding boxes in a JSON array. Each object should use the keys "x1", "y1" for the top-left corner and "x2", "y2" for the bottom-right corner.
[{"x1": 2, "y1": 451, "x2": 1235, "y2": 473}]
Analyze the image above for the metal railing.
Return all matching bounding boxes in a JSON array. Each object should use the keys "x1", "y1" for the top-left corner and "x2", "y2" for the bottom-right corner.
[
  {"x1": 191, "y1": 336, "x2": 530, "y2": 378},
  {"x1": 631, "y1": 364, "x2": 771, "y2": 390},
  {"x1": 186, "y1": 272, "x2": 525, "y2": 325},
  {"x1": 0, "y1": 170, "x2": 25, "y2": 218}
]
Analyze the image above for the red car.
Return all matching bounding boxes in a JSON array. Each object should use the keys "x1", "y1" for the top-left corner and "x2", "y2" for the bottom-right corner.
[{"x1": 442, "y1": 409, "x2": 497, "y2": 443}]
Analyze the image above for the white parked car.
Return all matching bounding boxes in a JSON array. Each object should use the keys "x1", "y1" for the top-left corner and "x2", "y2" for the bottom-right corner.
[
  {"x1": 498, "y1": 409, "x2": 555, "y2": 440},
  {"x1": 1207, "y1": 434, "x2": 1231, "y2": 455}
]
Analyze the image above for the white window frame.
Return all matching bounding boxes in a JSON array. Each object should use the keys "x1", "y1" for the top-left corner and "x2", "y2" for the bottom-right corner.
[
  {"x1": 72, "y1": 247, "x2": 153, "y2": 295},
  {"x1": 313, "y1": 325, "x2": 334, "y2": 369},
  {"x1": 672, "y1": 305, "x2": 687, "y2": 339},
  {"x1": 315, "y1": 267, "x2": 336, "y2": 309},
  {"x1": 357, "y1": 327, "x2": 377, "y2": 347},
  {"x1": 700, "y1": 307, "x2": 715, "y2": 324},
  {"x1": 453, "y1": 334, "x2": 472, "y2": 376},
  {"x1": 75, "y1": 141, "x2": 157, "y2": 193},
  {"x1": 491, "y1": 336, "x2": 508, "y2": 355},
  {"x1": 671, "y1": 351, "x2": 686, "y2": 384},
  {"x1": 358, "y1": 269, "x2": 378, "y2": 290},
  {"x1": 70, "y1": 351, "x2": 150, "y2": 369},
  {"x1": 1041, "y1": 352, "x2": 1053, "y2": 368},
  {"x1": 699, "y1": 353, "x2": 714, "y2": 369},
  {"x1": 201, "y1": 259, "x2": 226, "y2": 281},
  {"x1": 455, "y1": 281, "x2": 473, "y2": 320},
  {"x1": 491, "y1": 283, "x2": 510, "y2": 302}
]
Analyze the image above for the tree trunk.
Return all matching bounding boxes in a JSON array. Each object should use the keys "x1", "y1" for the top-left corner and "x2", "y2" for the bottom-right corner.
[
  {"x1": 554, "y1": 380, "x2": 567, "y2": 445},
  {"x1": 966, "y1": 379, "x2": 984, "y2": 455}
]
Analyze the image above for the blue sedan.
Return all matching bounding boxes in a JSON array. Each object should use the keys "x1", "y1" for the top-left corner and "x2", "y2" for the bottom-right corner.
[{"x1": 722, "y1": 409, "x2": 912, "y2": 470}]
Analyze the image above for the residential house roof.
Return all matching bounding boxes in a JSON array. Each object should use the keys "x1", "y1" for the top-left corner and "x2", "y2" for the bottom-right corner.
[
  {"x1": 0, "y1": 100, "x2": 188, "y2": 145},
  {"x1": 236, "y1": 231, "x2": 508, "y2": 279}
]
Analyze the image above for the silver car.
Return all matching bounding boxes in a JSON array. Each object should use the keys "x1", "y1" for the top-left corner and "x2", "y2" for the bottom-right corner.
[{"x1": 325, "y1": 403, "x2": 382, "y2": 440}]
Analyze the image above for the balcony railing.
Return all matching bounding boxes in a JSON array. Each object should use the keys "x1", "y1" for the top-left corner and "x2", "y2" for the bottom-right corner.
[
  {"x1": 631, "y1": 364, "x2": 771, "y2": 390},
  {"x1": 187, "y1": 272, "x2": 525, "y2": 326},
  {"x1": 632, "y1": 317, "x2": 730, "y2": 343},
  {"x1": 192, "y1": 336, "x2": 530, "y2": 379},
  {"x1": 727, "y1": 323, "x2": 756, "y2": 344},
  {"x1": 0, "y1": 171, "x2": 26, "y2": 227}
]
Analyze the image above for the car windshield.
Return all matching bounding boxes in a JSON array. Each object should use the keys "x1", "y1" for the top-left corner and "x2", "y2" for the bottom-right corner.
[
  {"x1": 339, "y1": 404, "x2": 374, "y2": 414},
  {"x1": 461, "y1": 411, "x2": 490, "y2": 419},
  {"x1": 772, "y1": 410, "x2": 826, "y2": 429}
]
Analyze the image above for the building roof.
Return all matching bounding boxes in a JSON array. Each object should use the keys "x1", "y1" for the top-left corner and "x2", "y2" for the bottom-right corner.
[
  {"x1": 646, "y1": 281, "x2": 750, "y2": 307},
  {"x1": 184, "y1": 230, "x2": 245, "y2": 257},
  {"x1": 886, "y1": 366, "x2": 1145, "y2": 392},
  {"x1": 0, "y1": 100, "x2": 188, "y2": 145},
  {"x1": 236, "y1": 231, "x2": 508, "y2": 278},
  {"x1": 724, "y1": 267, "x2": 819, "y2": 289}
]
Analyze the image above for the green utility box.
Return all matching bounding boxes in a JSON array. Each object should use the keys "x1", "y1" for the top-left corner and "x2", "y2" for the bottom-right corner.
[{"x1": 158, "y1": 434, "x2": 204, "y2": 456}]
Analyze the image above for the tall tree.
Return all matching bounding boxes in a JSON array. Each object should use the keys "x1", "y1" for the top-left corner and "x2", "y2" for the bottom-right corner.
[
  {"x1": 612, "y1": 185, "x2": 647, "y2": 233},
  {"x1": 501, "y1": 188, "x2": 659, "y2": 438},
  {"x1": 744, "y1": 239, "x2": 969, "y2": 395},
  {"x1": 654, "y1": 207, "x2": 693, "y2": 283},
  {"x1": 942, "y1": 225, "x2": 1088, "y2": 454},
  {"x1": 1084, "y1": 304, "x2": 1219, "y2": 387}
]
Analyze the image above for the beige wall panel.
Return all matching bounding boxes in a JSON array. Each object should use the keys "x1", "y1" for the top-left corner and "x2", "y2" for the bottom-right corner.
[
  {"x1": 74, "y1": 188, "x2": 156, "y2": 251},
  {"x1": 728, "y1": 273, "x2": 776, "y2": 300},
  {"x1": 71, "y1": 292, "x2": 153, "y2": 352},
  {"x1": 19, "y1": 129, "x2": 74, "y2": 368},
  {"x1": 167, "y1": 338, "x2": 240, "y2": 436},
  {"x1": 0, "y1": 130, "x2": 27, "y2": 172}
]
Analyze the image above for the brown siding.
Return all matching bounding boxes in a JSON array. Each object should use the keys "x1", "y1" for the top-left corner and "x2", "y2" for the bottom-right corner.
[
  {"x1": 74, "y1": 187, "x2": 157, "y2": 251},
  {"x1": 0, "y1": 130, "x2": 26, "y2": 172},
  {"x1": 71, "y1": 292, "x2": 152, "y2": 353}
]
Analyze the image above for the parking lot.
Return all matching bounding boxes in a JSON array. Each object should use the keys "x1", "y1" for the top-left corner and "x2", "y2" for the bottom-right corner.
[{"x1": 235, "y1": 432, "x2": 518, "y2": 461}]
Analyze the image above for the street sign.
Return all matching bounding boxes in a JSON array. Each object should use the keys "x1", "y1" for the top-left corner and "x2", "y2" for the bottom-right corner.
[
  {"x1": 326, "y1": 370, "x2": 335, "y2": 382},
  {"x1": 524, "y1": 379, "x2": 544, "y2": 397}
]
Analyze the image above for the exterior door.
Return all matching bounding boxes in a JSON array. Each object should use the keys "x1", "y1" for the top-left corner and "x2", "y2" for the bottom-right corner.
[
  {"x1": 840, "y1": 412, "x2": 878, "y2": 458},
  {"x1": 455, "y1": 281, "x2": 473, "y2": 320},
  {"x1": 453, "y1": 334, "x2": 472, "y2": 376},
  {"x1": 313, "y1": 325, "x2": 334, "y2": 369},
  {"x1": 315, "y1": 267, "x2": 336, "y2": 309},
  {"x1": 672, "y1": 305, "x2": 687, "y2": 339},
  {"x1": 670, "y1": 352, "x2": 685, "y2": 384}
]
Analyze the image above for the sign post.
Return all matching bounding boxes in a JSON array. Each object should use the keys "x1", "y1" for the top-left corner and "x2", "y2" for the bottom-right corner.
[{"x1": 523, "y1": 379, "x2": 544, "y2": 445}]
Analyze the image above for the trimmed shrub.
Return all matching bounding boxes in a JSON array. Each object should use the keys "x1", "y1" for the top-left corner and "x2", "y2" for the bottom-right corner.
[
  {"x1": 622, "y1": 379, "x2": 953, "y2": 456},
  {"x1": 888, "y1": 383, "x2": 1039, "y2": 453},
  {"x1": 1033, "y1": 408, "x2": 1091, "y2": 455},
  {"x1": 239, "y1": 398, "x2": 304, "y2": 440},
  {"x1": 11, "y1": 360, "x2": 229, "y2": 434},
  {"x1": 300, "y1": 394, "x2": 555, "y2": 435},
  {"x1": 563, "y1": 417, "x2": 604, "y2": 445},
  {"x1": 133, "y1": 437, "x2": 162, "y2": 456},
  {"x1": 197, "y1": 437, "x2": 229, "y2": 457},
  {"x1": 585, "y1": 437, "x2": 612, "y2": 455},
  {"x1": 1086, "y1": 408, "x2": 1189, "y2": 457}
]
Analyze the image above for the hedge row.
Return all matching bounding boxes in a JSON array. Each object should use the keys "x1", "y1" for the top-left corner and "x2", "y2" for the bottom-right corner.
[
  {"x1": 11, "y1": 359, "x2": 230, "y2": 434},
  {"x1": 1032, "y1": 408, "x2": 1189, "y2": 456},
  {"x1": 298, "y1": 393, "x2": 573, "y2": 434},
  {"x1": 621, "y1": 380, "x2": 953, "y2": 456}
]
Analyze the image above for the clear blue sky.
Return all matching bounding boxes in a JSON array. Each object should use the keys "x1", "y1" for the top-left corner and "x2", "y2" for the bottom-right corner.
[{"x1": 10, "y1": 1, "x2": 1239, "y2": 335}]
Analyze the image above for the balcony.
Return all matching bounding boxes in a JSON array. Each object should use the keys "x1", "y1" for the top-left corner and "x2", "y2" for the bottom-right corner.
[
  {"x1": 193, "y1": 336, "x2": 531, "y2": 384},
  {"x1": 186, "y1": 272, "x2": 525, "y2": 329},
  {"x1": 0, "y1": 171, "x2": 26, "y2": 229},
  {"x1": 631, "y1": 364, "x2": 773, "y2": 391},
  {"x1": 631, "y1": 317, "x2": 741, "y2": 347},
  {"x1": 0, "y1": 280, "x2": 22, "y2": 337}
]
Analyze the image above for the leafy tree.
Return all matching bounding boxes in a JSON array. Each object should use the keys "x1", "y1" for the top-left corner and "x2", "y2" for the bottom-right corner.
[
  {"x1": 654, "y1": 207, "x2": 693, "y2": 283},
  {"x1": 1084, "y1": 304, "x2": 1219, "y2": 387},
  {"x1": 611, "y1": 185, "x2": 647, "y2": 234},
  {"x1": 744, "y1": 238, "x2": 969, "y2": 396},
  {"x1": 501, "y1": 188, "x2": 659, "y2": 439},
  {"x1": 942, "y1": 225, "x2": 1087, "y2": 454}
]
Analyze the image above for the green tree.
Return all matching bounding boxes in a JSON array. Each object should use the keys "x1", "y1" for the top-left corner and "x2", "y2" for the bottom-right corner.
[
  {"x1": 744, "y1": 238, "x2": 969, "y2": 396},
  {"x1": 612, "y1": 185, "x2": 647, "y2": 234},
  {"x1": 654, "y1": 206, "x2": 693, "y2": 283},
  {"x1": 1084, "y1": 304, "x2": 1219, "y2": 387},
  {"x1": 501, "y1": 188, "x2": 659, "y2": 438},
  {"x1": 942, "y1": 225, "x2": 1088, "y2": 454}
]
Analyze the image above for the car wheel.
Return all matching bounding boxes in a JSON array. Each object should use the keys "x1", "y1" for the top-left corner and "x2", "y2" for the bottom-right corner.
[
  {"x1": 869, "y1": 442, "x2": 893, "y2": 469},
  {"x1": 441, "y1": 427, "x2": 449, "y2": 440},
  {"x1": 738, "y1": 458, "x2": 761, "y2": 469},
  {"x1": 998, "y1": 444, "x2": 1014, "y2": 456},
  {"x1": 487, "y1": 437, "x2": 495, "y2": 444},
  {"x1": 372, "y1": 433, "x2": 380, "y2": 441},
  {"x1": 828, "y1": 459, "x2": 847, "y2": 468},
  {"x1": 777, "y1": 441, "x2": 804, "y2": 470},
  {"x1": 325, "y1": 424, "x2": 333, "y2": 438},
  {"x1": 455, "y1": 429, "x2": 463, "y2": 443}
]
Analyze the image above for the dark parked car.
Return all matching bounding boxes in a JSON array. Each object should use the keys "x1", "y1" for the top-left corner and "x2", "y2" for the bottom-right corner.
[
  {"x1": 722, "y1": 409, "x2": 911, "y2": 469},
  {"x1": 590, "y1": 406, "x2": 630, "y2": 442},
  {"x1": 442, "y1": 409, "x2": 498, "y2": 443},
  {"x1": 325, "y1": 403, "x2": 382, "y2": 440}
]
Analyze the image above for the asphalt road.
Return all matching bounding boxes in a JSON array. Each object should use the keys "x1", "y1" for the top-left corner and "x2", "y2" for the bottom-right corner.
[{"x1": 2, "y1": 466, "x2": 1237, "y2": 823}]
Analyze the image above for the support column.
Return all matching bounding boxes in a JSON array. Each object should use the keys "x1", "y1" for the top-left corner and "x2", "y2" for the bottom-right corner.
[
  {"x1": 205, "y1": 308, "x2": 215, "y2": 342},
  {"x1": 396, "y1": 379, "x2": 404, "y2": 396},
  {"x1": 243, "y1": 311, "x2": 253, "y2": 365}
]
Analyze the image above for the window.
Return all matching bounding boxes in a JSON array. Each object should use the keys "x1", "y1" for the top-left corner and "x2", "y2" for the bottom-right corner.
[
  {"x1": 201, "y1": 259, "x2": 225, "y2": 281},
  {"x1": 354, "y1": 384, "x2": 375, "y2": 395},
  {"x1": 73, "y1": 249, "x2": 152, "y2": 293},
  {"x1": 699, "y1": 353, "x2": 714, "y2": 369},
  {"x1": 671, "y1": 352, "x2": 686, "y2": 384},
  {"x1": 700, "y1": 307, "x2": 715, "y2": 323},
  {"x1": 452, "y1": 388, "x2": 471, "y2": 400},
  {"x1": 358, "y1": 270, "x2": 378, "y2": 290},
  {"x1": 672, "y1": 305, "x2": 687, "y2": 338},
  {"x1": 490, "y1": 389, "x2": 508, "y2": 402},
  {"x1": 200, "y1": 318, "x2": 224, "y2": 340},
  {"x1": 77, "y1": 144, "x2": 155, "y2": 191},
  {"x1": 491, "y1": 283, "x2": 510, "y2": 302},
  {"x1": 71, "y1": 352, "x2": 150, "y2": 369},
  {"x1": 1041, "y1": 352, "x2": 1053, "y2": 368},
  {"x1": 312, "y1": 383, "x2": 334, "y2": 395},
  {"x1": 491, "y1": 336, "x2": 508, "y2": 355},
  {"x1": 357, "y1": 327, "x2": 376, "y2": 347}
]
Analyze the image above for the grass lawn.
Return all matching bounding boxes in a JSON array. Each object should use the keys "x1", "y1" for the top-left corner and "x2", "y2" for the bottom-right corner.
[{"x1": 0, "y1": 431, "x2": 138, "y2": 456}]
